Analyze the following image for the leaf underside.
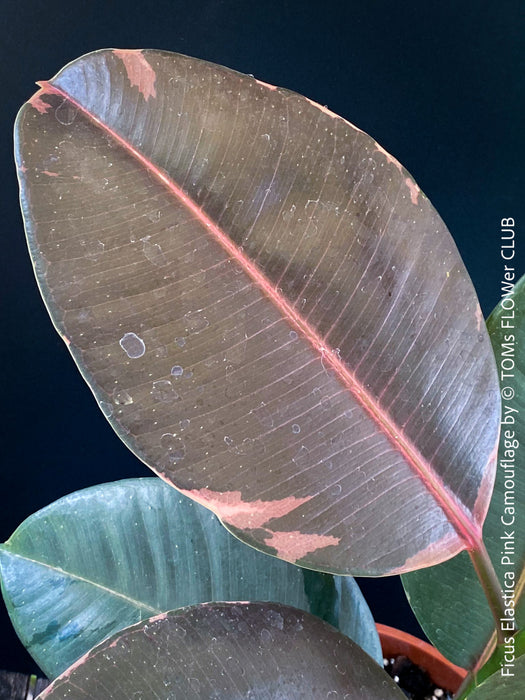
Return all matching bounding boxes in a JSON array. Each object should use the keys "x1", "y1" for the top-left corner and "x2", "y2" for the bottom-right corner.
[
  {"x1": 38, "y1": 602, "x2": 406, "y2": 699},
  {"x1": 16, "y1": 49, "x2": 500, "y2": 575}
]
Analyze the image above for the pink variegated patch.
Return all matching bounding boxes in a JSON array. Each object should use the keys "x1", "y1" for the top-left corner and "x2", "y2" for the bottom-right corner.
[
  {"x1": 255, "y1": 78, "x2": 278, "y2": 91},
  {"x1": 264, "y1": 530, "x2": 340, "y2": 563},
  {"x1": 305, "y1": 96, "x2": 364, "y2": 133},
  {"x1": 178, "y1": 487, "x2": 311, "y2": 530},
  {"x1": 475, "y1": 305, "x2": 484, "y2": 332},
  {"x1": 29, "y1": 90, "x2": 53, "y2": 114},
  {"x1": 405, "y1": 177, "x2": 420, "y2": 205},
  {"x1": 374, "y1": 141, "x2": 403, "y2": 171},
  {"x1": 387, "y1": 530, "x2": 461, "y2": 575},
  {"x1": 114, "y1": 49, "x2": 157, "y2": 101}
]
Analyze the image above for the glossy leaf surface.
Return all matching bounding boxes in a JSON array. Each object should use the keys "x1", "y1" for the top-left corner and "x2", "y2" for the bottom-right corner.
[
  {"x1": 402, "y1": 274, "x2": 525, "y2": 668},
  {"x1": 16, "y1": 49, "x2": 500, "y2": 575},
  {"x1": 38, "y1": 602, "x2": 405, "y2": 699},
  {"x1": 0, "y1": 479, "x2": 380, "y2": 679}
]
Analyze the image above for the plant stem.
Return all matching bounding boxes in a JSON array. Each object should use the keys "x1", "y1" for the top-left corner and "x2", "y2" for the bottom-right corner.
[
  {"x1": 468, "y1": 540, "x2": 506, "y2": 645},
  {"x1": 453, "y1": 545, "x2": 506, "y2": 698},
  {"x1": 454, "y1": 669, "x2": 477, "y2": 699}
]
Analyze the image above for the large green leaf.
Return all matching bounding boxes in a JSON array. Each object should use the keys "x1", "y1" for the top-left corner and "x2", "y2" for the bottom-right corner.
[
  {"x1": 38, "y1": 602, "x2": 405, "y2": 699},
  {"x1": 402, "y1": 273, "x2": 525, "y2": 668},
  {"x1": 16, "y1": 49, "x2": 499, "y2": 576},
  {"x1": 0, "y1": 478, "x2": 380, "y2": 679}
]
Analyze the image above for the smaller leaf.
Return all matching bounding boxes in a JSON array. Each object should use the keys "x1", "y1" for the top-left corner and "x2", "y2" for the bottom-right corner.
[
  {"x1": 464, "y1": 632, "x2": 525, "y2": 699},
  {"x1": 0, "y1": 478, "x2": 380, "y2": 679},
  {"x1": 38, "y1": 603, "x2": 405, "y2": 699}
]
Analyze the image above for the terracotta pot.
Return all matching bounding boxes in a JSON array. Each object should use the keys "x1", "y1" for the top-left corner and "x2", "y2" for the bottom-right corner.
[{"x1": 377, "y1": 623, "x2": 468, "y2": 694}]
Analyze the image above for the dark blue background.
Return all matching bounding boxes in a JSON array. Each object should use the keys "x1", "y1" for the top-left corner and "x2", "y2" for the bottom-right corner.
[{"x1": 2, "y1": 0, "x2": 523, "y2": 676}]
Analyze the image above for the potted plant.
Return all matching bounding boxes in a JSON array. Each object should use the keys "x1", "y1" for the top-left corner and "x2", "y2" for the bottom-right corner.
[{"x1": 1, "y1": 49, "x2": 523, "y2": 698}]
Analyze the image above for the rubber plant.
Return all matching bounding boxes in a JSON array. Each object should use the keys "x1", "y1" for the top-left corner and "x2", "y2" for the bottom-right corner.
[{"x1": 1, "y1": 49, "x2": 522, "y2": 698}]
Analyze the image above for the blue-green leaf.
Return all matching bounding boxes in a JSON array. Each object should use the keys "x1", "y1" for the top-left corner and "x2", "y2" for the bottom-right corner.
[{"x1": 0, "y1": 478, "x2": 381, "y2": 678}]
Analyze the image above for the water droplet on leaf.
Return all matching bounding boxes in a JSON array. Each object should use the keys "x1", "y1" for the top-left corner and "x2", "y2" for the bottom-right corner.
[
  {"x1": 151, "y1": 380, "x2": 179, "y2": 403},
  {"x1": 119, "y1": 332, "x2": 146, "y2": 359},
  {"x1": 141, "y1": 236, "x2": 167, "y2": 266},
  {"x1": 259, "y1": 628, "x2": 272, "y2": 645},
  {"x1": 250, "y1": 401, "x2": 274, "y2": 429},
  {"x1": 113, "y1": 389, "x2": 133, "y2": 405},
  {"x1": 55, "y1": 100, "x2": 77, "y2": 125},
  {"x1": 184, "y1": 309, "x2": 209, "y2": 334}
]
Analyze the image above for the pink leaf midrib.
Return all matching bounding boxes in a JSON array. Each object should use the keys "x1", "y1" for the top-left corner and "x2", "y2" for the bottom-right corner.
[{"x1": 38, "y1": 77, "x2": 481, "y2": 551}]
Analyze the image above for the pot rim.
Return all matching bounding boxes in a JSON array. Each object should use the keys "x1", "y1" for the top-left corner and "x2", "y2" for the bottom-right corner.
[{"x1": 376, "y1": 623, "x2": 468, "y2": 692}]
